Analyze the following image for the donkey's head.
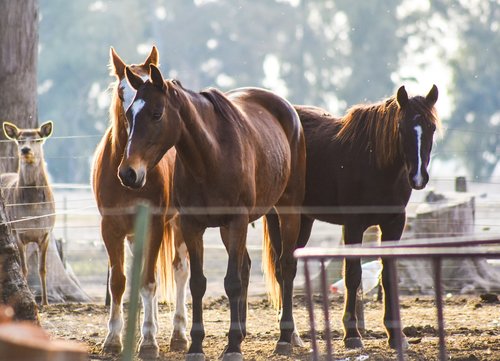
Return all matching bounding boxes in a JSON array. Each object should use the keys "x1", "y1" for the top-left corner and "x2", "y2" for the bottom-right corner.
[{"x1": 3, "y1": 121, "x2": 53, "y2": 168}]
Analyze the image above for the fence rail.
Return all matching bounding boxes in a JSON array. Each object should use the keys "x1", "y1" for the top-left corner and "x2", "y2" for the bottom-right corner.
[{"x1": 294, "y1": 235, "x2": 500, "y2": 361}]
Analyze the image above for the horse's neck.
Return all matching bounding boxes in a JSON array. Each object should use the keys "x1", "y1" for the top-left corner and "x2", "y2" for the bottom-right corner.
[
  {"x1": 110, "y1": 111, "x2": 129, "y2": 157},
  {"x1": 175, "y1": 96, "x2": 219, "y2": 181}
]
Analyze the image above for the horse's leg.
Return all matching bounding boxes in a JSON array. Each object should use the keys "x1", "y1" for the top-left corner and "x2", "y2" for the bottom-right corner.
[
  {"x1": 380, "y1": 214, "x2": 409, "y2": 350},
  {"x1": 273, "y1": 209, "x2": 302, "y2": 354},
  {"x1": 170, "y1": 216, "x2": 189, "y2": 351},
  {"x1": 182, "y1": 221, "x2": 207, "y2": 360},
  {"x1": 137, "y1": 215, "x2": 163, "y2": 358},
  {"x1": 220, "y1": 226, "x2": 251, "y2": 342},
  {"x1": 219, "y1": 216, "x2": 249, "y2": 361},
  {"x1": 342, "y1": 224, "x2": 365, "y2": 349},
  {"x1": 38, "y1": 234, "x2": 50, "y2": 306},
  {"x1": 101, "y1": 218, "x2": 127, "y2": 354}
]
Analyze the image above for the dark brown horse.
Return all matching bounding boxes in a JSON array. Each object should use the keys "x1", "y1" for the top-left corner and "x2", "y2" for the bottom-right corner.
[
  {"x1": 118, "y1": 64, "x2": 306, "y2": 361},
  {"x1": 91, "y1": 47, "x2": 189, "y2": 358},
  {"x1": 264, "y1": 85, "x2": 440, "y2": 350}
]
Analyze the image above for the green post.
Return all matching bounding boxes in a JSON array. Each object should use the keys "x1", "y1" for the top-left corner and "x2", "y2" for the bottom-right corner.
[{"x1": 122, "y1": 203, "x2": 151, "y2": 361}]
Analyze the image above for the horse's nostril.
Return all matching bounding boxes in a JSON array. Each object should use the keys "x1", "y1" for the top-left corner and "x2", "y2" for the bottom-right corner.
[{"x1": 126, "y1": 168, "x2": 137, "y2": 184}]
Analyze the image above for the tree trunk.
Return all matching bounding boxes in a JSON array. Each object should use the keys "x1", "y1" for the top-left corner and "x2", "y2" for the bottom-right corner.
[
  {"x1": 0, "y1": 0, "x2": 39, "y2": 173},
  {"x1": 0, "y1": 196, "x2": 39, "y2": 322}
]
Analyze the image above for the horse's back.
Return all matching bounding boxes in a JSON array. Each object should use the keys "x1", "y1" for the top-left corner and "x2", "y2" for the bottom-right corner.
[{"x1": 228, "y1": 87, "x2": 302, "y2": 143}]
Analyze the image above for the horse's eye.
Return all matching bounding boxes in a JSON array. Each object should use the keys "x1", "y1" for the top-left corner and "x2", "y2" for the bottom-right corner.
[{"x1": 152, "y1": 112, "x2": 162, "y2": 121}]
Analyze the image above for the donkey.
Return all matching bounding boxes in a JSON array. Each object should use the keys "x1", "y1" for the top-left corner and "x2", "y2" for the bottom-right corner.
[{"x1": 0, "y1": 121, "x2": 55, "y2": 305}]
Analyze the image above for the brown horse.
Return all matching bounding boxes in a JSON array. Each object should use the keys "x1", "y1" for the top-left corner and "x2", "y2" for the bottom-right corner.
[
  {"x1": 264, "y1": 85, "x2": 440, "y2": 350},
  {"x1": 91, "y1": 47, "x2": 189, "y2": 358},
  {"x1": 1, "y1": 121, "x2": 55, "y2": 305},
  {"x1": 118, "y1": 64, "x2": 306, "y2": 361}
]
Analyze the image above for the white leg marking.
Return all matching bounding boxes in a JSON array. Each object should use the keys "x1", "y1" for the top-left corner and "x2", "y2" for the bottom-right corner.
[
  {"x1": 105, "y1": 301, "x2": 124, "y2": 348},
  {"x1": 413, "y1": 125, "x2": 423, "y2": 187},
  {"x1": 126, "y1": 99, "x2": 145, "y2": 158},
  {"x1": 174, "y1": 242, "x2": 189, "y2": 333},
  {"x1": 140, "y1": 282, "x2": 158, "y2": 345}
]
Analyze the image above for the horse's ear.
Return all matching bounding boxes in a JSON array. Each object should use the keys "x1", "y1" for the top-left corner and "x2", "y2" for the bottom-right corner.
[
  {"x1": 396, "y1": 85, "x2": 409, "y2": 108},
  {"x1": 110, "y1": 47, "x2": 126, "y2": 78},
  {"x1": 426, "y1": 84, "x2": 439, "y2": 105},
  {"x1": 38, "y1": 121, "x2": 53, "y2": 139},
  {"x1": 3, "y1": 122, "x2": 20, "y2": 140},
  {"x1": 143, "y1": 46, "x2": 159, "y2": 67},
  {"x1": 125, "y1": 66, "x2": 145, "y2": 90},
  {"x1": 149, "y1": 64, "x2": 165, "y2": 91}
]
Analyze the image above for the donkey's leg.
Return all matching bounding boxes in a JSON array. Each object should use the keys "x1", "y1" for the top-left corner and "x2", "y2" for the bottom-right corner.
[
  {"x1": 273, "y1": 208, "x2": 302, "y2": 355},
  {"x1": 170, "y1": 229, "x2": 190, "y2": 352},
  {"x1": 182, "y1": 221, "x2": 207, "y2": 361},
  {"x1": 342, "y1": 224, "x2": 365, "y2": 349},
  {"x1": 101, "y1": 218, "x2": 127, "y2": 354},
  {"x1": 219, "y1": 215, "x2": 249, "y2": 361},
  {"x1": 38, "y1": 234, "x2": 50, "y2": 306},
  {"x1": 380, "y1": 214, "x2": 409, "y2": 350},
  {"x1": 138, "y1": 216, "x2": 163, "y2": 358}
]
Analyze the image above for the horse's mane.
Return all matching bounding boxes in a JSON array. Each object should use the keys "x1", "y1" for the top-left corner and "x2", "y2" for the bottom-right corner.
[
  {"x1": 335, "y1": 95, "x2": 440, "y2": 168},
  {"x1": 199, "y1": 87, "x2": 246, "y2": 127},
  {"x1": 108, "y1": 80, "x2": 126, "y2": 155}
]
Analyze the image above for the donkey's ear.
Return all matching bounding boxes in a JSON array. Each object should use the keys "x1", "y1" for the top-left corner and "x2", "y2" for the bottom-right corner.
[
  {"x1": 38, "y1": 121, "x2": 53, "y2": 139},
  {"x1": 396, "y1": 85, "x2": 409, "y2": 109},
  {"x1": 149, "y1": 64, "x2": 165, "y2": 91},
  {"x1": 110, "y1": 47, "x2": 126, "y2": 78},
  {"x1": 125, "y1": 66, "x2": 145, "y2": 90},
  {"x1": 3, "y1": 122, "x2": 20, "y2": 140},
  {"x1": 426, "y1": 84, "x2": 439, "y2": 105},
  {"x1": 143, "y1": 46, "x2": 159, "y2": 67}
]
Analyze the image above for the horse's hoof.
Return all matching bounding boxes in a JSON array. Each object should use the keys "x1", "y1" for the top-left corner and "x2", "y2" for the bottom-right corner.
[
  {"x1": 388, "y1": 335, "x2": 410, "y2": 351},
  {"x1": 102, "y1": 343, "x2": 122, "y2": 355},
  {"x1": 186, "y1": 353, "x2": 205, "y2": 361},
  {"x1": 291, "y1": 331, "x2": 305, "y2": 348},
  {"x1": 274, "y1": 341, "x2": 293, "y2": 355},
  {"x1": 344, "y1": 337, "x2": 364, "y2": 349},
  {"x1": 138, "y1": 344, "x2": 159, "y2": 359},
  {"x1": 170, "y1": 331, "x2": 189, "y2": 351},
  {"x1": 221, "y1": 352, "x2": 243, "y2": 361}
]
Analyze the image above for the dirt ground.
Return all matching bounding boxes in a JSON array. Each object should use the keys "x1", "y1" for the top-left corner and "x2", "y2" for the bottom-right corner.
[{"x1": 39, "y1": 294, "x2": 500, "y2": 361}]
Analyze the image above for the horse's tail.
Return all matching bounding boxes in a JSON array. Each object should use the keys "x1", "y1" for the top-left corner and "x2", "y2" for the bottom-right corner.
[
  {"x1": 261, "y1": 216, "x2": 281, "y2": 309},
  {"x1": 157, "y1": 219, "x2": 175, "y2": 303}
]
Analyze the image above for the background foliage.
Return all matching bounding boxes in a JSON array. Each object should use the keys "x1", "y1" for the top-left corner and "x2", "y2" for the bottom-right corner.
[{"x1": 37, "y1": 0, "x2": 499, "y2": 183}]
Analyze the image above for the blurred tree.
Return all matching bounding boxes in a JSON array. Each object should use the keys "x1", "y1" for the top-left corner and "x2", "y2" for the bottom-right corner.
[
  {"x1": 419, "y1": 0, "x2": 499, "y2": 179},
  {"x1": 38, "y1": 0, "x2": 148, "y2": 182},
  {"x1": 0, "y1": 0, "x2": 39, "y2": 173}
]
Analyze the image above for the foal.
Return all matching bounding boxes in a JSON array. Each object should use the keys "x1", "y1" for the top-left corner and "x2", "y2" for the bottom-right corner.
[{"x1": 1, "y1": 121, "x2": 55, "y2": 305}]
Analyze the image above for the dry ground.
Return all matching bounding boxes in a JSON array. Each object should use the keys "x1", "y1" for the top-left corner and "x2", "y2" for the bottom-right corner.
[{"x1": 39, "y1": 294, "x2": 500, "y2": 361}]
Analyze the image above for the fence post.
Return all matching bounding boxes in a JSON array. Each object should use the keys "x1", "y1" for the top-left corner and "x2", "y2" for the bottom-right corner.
[{"x1": 122, "y1": 203, "x2": 151, "y2": 361}]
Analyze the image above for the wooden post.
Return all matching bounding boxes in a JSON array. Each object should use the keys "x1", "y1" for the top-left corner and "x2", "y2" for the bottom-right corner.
[
  {"x1": 455, "y1": 176, "x2": 467, "y2": 192},
  {"x1": 122, "y1": 203, "x2": 151, "y2": 361}
]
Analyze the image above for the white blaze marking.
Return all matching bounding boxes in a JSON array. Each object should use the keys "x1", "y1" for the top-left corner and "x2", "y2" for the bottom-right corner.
[
  {"x1": 126, "y1": 99, "x2": 145, "y2": 157},
  {"x1": 120, "y1": 74, "x2": 149, "y2": 111},
  {"x1": 413, "y1": 125, "x2": 423, "y2": 187}
]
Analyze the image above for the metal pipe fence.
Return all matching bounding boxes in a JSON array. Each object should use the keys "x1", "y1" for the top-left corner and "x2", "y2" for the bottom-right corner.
[{"x1": 294, "y1": 235, "x2": 500, "y2": 361}]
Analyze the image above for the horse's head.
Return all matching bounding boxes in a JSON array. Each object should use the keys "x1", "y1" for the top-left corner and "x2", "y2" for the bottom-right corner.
[
  {"x1": 3, "y1": 121, "x2": 53, "y2": 167},
  {"x1": 118, "y1": 64, "x2": 182, "y2": 189},
  {"x1": 109, "y1": 46, "x2": 159, "y2": 113},
  {"x1": 396, "y1": 85, "x2": 439, "y2": 190}
]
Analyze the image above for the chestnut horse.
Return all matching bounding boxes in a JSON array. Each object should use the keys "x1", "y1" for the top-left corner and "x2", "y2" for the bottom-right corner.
[
  {"x1": 118, "y1": 64, "x2": 306, "y2": 361},
  {"x1": 264, "y1": 85, "x2": 440, "y2": 350},
  {"x1": 91, "y1": 47, "x2": 189, "y2": 358}
]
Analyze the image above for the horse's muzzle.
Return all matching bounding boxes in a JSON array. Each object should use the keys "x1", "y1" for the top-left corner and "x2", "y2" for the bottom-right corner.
[{"x1": 118, "y1": 165, "x2": 146, "y2": 189}]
